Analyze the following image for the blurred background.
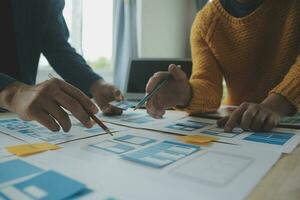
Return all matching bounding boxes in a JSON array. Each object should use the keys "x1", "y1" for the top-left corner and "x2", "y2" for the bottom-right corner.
[{"x1": 37, "y1": 0, "x2": 208, "y2": 89}]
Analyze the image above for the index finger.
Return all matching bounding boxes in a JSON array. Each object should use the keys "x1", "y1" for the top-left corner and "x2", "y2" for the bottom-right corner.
[
  {"x1": 58, "y1": 80, "x2": 98, "y2": 114},
  {"x1": 224, "y1": 104, "x2": 249, "y2": 132}
]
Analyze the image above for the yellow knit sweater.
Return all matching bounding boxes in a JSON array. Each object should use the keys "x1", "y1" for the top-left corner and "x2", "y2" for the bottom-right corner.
[{"x1": 185, "y1": 0, "x2": 300, "y2": 114}]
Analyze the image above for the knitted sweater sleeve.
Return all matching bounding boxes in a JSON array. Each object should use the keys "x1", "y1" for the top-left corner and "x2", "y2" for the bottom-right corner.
[
  {"x1": 270, "y1": 54, "x2": 300, "y2": 111},
  {"x1": 183, "y1": 12, "x2": 223, "y2": 114}
]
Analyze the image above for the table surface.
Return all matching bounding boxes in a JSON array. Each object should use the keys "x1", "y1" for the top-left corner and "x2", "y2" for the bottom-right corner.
[
  {"x1": 247, "y1": 145, "x2": 300, "y2": 200},
  {"x1": 0, "y1": 112, "x2": 299, "y2": 200}
]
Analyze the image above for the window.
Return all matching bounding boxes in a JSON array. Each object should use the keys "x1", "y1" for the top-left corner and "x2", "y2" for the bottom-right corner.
[{"x1": 37, "y1": 0, "x2": 113, "y2": 83}]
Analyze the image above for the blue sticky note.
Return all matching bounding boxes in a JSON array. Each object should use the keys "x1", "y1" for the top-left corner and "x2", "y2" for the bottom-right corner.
[
  {"x1": 0, "y1": 170, "x2": 86, "y2": 200},
  {"x1": 122, "y1": 141, "x2": 200, "y2": 168},
  {"x1": 0, "y1": 159, "x2": 43, "y2": 184},
  {"x1": 65, "y1": 188, "x2": 93, "y2": 200},
  {"x1": 114, "y1": 135, "x2": 157, "y2": 146}
]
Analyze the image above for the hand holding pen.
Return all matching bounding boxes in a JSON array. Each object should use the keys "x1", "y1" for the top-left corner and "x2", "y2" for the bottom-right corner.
[{"x1": 137, "y1": 64, "x2": 192, "y2": 118}]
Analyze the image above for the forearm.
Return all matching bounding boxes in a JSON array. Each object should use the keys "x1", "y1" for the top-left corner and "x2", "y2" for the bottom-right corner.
[
  {"x1": 45, "y1": 52, "x2": 102, "y2": 95},
  {"x1": 42, "y1": 0, "x2": 102, "y2": 95},
  {"x1": 0, "y1": 73, "x2": 18, "y2": 110},
  {"x1": 0, "y1": 81, "x2": 23, "y2": 111}
]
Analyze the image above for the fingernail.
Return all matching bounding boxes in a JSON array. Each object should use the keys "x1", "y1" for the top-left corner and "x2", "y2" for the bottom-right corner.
[
  {"x1": 86, "y1": 120, "x2": 93, "y2": 128},
  {"x1": 92, "y1": 105, "x2": 99, "y2": 114}
]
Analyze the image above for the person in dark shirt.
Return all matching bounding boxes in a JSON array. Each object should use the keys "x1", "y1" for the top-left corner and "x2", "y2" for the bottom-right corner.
[{"x1": 0, "y1": 0, "x2": 122, "y2": 132}]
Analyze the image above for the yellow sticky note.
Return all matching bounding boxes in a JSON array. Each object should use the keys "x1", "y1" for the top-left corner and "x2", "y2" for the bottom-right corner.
[
  {"x1": 30, "y1": 143, "x2": 60, "y2": 150},
  {"x1": 6, "y1": 143, "x2": 61, "y2": 157},
  {"x1": 179, "y1": 135, "x2": 218, "y2": 144}
]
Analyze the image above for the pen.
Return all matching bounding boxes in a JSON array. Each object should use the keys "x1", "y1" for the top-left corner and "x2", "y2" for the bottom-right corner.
[
  {"x1": 134, "y1": 73, "x2": 172, "y2": 111},
  {"x1": 48, "y1": 74, "x2": 113, "y2": 136}
]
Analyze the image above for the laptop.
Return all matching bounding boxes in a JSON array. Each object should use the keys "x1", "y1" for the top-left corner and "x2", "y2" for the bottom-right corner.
[{"x1": 123, "y1": 58, "x2": 192, "y2": 101}]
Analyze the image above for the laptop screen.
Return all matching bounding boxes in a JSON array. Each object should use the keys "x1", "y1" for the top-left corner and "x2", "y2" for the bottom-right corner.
[{"x1": 126, "y1": 59, "x2": 192, "y2": 94}]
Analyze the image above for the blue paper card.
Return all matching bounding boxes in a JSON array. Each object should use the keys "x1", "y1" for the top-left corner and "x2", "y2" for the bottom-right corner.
[
  {"x1": 121, "y1": 116, "x2": 155, "y2": 124},
  {"x1": 243, "y1": 131, "x2": 295, "y2": 145},
  {"x1": 202, "y1": 127, "x2": 243, "y2": 138},
  {"x1": 114, "y1": 135, "x2": 157, "y2": 146},
  {"x1": 122, "y1": 141, "x2": 200, "y2": 168},
  {"x1": 0, "y1": 159, "x2": 43, "y2": 184},
  {"x1": 89, "y1": 140, "x2": 135, "y2": 154},
  {"x1": 166, "y1": 120, "x2": 211, "y2": 132},
  {"x1": 109, "y1": 100, "x2": 135, "y2": 110},
  {"x1": 0, "y1": 170, "x2": 86, "y2": 200}
]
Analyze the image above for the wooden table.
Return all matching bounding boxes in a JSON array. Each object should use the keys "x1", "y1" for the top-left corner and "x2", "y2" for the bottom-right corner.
[{"x1": 248, "y1": 145, "x2": 300, "y2": 200}]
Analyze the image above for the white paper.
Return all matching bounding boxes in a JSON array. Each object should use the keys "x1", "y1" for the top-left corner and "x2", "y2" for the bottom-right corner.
[
  {"x1": 24, "y1": 129, "x2": 281, "y2": 200},
  {"x1": 144, "y1": 116, "x2": 217, "y2": 135},
  {"x1": 0, "y1": 148, "x2": 12, "y2": 159},
  {"x1": 0, "y1": 117, "x2": 127, "y2": 145},
  {"x1": 97, "y1": 109, "x2": 187, "y2": 129},
  {"x1": 146, "y1": 116, "x2": 300, "y2": 154}
]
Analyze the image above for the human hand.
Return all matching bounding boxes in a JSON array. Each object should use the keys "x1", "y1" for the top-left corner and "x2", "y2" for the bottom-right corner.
[
  {"x1": 145, "y1": 64, "x2": 192, "y2": 118},
  {"x1": 217, "y1": 94, "x2": 295, "y2": 132},
  {"x1": 1, "y1": 79, "x2": 99, "y2": 132},
  {"x1": 90, "y1": 79, "x2": 123, "y2": 116}
]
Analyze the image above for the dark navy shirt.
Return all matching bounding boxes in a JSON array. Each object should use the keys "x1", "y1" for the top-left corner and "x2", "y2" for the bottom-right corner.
[
  {"x1": 0, "y1": 0, "x2": 19, "y2": 80},
  {"x1": 220, "y1": 0, "x2": 263, "y2": 17},
  {"x1": 0, "y1": 0, "x2": 102, "y2": 96}
]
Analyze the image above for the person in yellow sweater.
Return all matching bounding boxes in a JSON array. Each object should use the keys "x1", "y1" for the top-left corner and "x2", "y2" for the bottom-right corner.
[{"x1": 145, "y1": 0, "x2": 300, "y2": 132}]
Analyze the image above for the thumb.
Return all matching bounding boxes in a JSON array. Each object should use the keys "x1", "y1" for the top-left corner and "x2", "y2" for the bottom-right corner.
[
  {"x1": 168, "y1": 64, "x2": 187, "y2": 81},
  {"x1": 113, "y1": 88, "x2": 123, "y2": 101}
]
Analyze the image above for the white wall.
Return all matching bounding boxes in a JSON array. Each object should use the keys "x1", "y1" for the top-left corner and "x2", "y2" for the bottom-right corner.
[{"x1": 137, "y1": 0, "x2": 197, "y2": 58}]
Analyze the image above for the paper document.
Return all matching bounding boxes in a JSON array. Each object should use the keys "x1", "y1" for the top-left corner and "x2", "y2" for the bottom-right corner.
[
  {"x1": 0, "y1": 117, "x2": 123, "y2": 144},
  {"x1": 97, "y1": 109, "x2": 186, "y2": 129},
  {"x1": 22, "y1": 129, "x2": 282, "y2": 200},
  {"x1": 146, "y1": 116, "x2": 300, "y2": 154}
]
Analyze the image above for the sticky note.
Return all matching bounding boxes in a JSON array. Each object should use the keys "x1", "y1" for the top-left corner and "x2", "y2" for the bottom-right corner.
[
  {"x1": 0, "y1": 159, "x2": 43, "y2": 184},
  {"x1": 0, "y1": 170, "x2": 87, "y2": 200},
  {"x1": 179, "y1": 135, "x2": 219, "y2": 144},
  {"x1": 6, "y1": 143, "x2": 61, "y2": 157}
]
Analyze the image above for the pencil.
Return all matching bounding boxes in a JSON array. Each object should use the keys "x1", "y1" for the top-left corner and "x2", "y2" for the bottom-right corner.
[
  {"x1": 134, "y1": 74, "x2": 172, "y2": 111},
  {"x1": 84, "y1": 108, "x2": 113, "y2": 136}
]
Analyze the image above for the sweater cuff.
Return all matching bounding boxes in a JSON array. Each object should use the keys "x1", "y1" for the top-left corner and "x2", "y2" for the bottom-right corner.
[
  {"x1": 269, "y1": 76, "x2": 300, "y2": 112},
  {"x1": 179, "y1": 79, "x2": 221, "y2": 114}
]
